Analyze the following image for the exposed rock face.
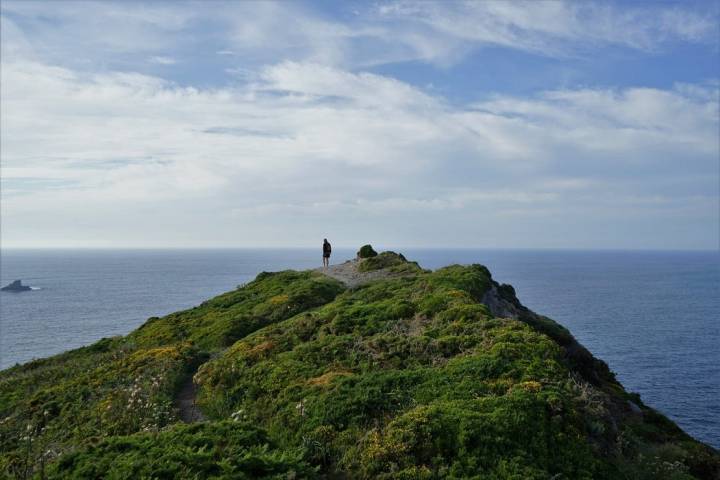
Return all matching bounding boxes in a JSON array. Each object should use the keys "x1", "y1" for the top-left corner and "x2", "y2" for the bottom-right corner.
[
  {"x1": 481, "y1": 282, "x2": 525, "y2": 319},
  {"x1": 0, "y1": 279, "x2": 32, "y2": 292},
  {"x1": 483, "y1": 280, "x2": 612, "y2": 385}
]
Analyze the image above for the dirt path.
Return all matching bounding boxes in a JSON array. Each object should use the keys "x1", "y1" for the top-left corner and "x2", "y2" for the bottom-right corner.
[
  {"x1": 316, "y1": 259, "x2": 398, "y2": 288},
  {"x1": 175, "y1": 375, "x2": 206, "y2": 423}
]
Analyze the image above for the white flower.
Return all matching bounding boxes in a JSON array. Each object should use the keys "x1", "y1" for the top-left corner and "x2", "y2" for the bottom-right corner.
[{"x1": 230, "y1": 409, "x2": 246, "y2": 422}]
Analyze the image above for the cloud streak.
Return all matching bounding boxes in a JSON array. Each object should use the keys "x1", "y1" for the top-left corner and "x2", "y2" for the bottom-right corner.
[
  {"x1": 2, "y1": 0, "x2": 717, "y2": 72},
  {"x1": 378, "y1": 1, "x2": 718, "y2": 60}
]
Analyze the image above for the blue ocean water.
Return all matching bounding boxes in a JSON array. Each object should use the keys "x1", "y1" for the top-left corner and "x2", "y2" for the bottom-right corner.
[{"x1": 0, "y1": 248, "x2": 718, "y2": 448}]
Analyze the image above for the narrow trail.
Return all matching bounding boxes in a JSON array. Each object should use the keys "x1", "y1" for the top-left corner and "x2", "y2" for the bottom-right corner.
[
  {"x1": 316, "y1": 259, "x2": 396, "y2": 288},
  {"x1": 173, "y1": 259, "x2": 392, "y2": 423},
  {"x1": 175, "y1": 375, "x2": 206, "y2": 423}
]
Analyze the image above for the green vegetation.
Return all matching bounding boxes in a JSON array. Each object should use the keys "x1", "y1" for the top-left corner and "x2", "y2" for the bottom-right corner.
[
  {"x1": 129, "y1": 270, "x2": 344, "y2": 351},
  {"x1": 357, "y1": 251, "x2": 417, "y2": 273},
  {"x1": 45, "y1": 422, "x2": 312, "y2": 479},
  {"x1": 357, "y1": 244, "x2": 378, "y2": 258},
  {"x1": 0, "y1": 271, "x2": 342, "y2": 479},
  {"x1": 1, "y1": 251, "x2": 717, "y2": 479}
]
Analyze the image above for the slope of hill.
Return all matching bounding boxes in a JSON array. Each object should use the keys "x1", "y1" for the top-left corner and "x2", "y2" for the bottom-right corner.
[{"x1": 1, "y1": 251, "x2": 717, "y2": 479}]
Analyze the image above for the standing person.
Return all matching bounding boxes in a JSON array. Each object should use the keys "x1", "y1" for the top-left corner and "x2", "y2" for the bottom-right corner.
[{"x1": 322, "y1": 238, "x2": 332, "y2": 268}]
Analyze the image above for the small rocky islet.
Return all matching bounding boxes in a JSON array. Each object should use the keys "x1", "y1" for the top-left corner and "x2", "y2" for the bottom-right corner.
[
  {"x1": 0, "y1": 280, "x2": 32, "y2": 292},
  {"x1": 0, "y1": 247, "x2": 717, "y2": 479}
]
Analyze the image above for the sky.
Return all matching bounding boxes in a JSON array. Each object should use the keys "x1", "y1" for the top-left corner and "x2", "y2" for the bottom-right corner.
[{"x1": 1, "y1": 0, "x2": 719, "y2": 249}]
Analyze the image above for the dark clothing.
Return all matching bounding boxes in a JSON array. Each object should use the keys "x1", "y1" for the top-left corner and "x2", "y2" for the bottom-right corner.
[{"x1": 323, "y1": 242, "x2": 332, "y2": 258}]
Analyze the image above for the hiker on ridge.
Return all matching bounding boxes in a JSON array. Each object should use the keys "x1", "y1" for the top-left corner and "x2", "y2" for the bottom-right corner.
[{"x1": 322, "y1": 238, "x2": 332, "y2": 268}]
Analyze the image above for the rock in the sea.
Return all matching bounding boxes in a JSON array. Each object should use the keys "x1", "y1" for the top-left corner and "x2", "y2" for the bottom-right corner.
[{"x1": 1, "y1": 279, "x2": 32, "y2": 292}]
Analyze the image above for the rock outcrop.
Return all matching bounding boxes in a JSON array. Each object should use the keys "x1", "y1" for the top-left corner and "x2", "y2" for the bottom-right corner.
[{"x1": 0, "y1": 279, "x2": 32, "y2": 292}]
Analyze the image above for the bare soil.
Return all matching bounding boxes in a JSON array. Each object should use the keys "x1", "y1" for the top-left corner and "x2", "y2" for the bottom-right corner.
[
  {"x1": 175, "y1": 376, "x2": 206, "y2": 423},
  {"x1": 316, "y1": 258, "x2": 398, "y2": 288}
]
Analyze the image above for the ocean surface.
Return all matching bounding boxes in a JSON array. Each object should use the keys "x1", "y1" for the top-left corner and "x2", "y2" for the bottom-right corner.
[{"x1": 1, "y1": 248, "x2": 718, "y2": 448}]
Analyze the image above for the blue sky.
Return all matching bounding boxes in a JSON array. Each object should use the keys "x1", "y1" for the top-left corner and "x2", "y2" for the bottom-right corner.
[{"x1": 1, "y1": 0, "x2": 718, "y2": 249}]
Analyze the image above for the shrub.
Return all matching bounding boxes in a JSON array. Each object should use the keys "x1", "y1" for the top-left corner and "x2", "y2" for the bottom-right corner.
[
  {"x1": 130, "y1": 270, "x2": 345, "y2": 350},
  {"x1": 357, "y1": 245, "x2": 378, "y2": 258},
  {"x1": 357, "y1": 251, "x2": 408, "y2": 272},
  {"x1": 46, "y1": 421, "x2": 314, "y2": 479}
]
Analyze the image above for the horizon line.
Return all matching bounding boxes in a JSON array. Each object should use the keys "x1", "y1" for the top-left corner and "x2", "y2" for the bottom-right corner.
[{"x1": 1, "y1": 246, "x2": 718, "y2": 253}]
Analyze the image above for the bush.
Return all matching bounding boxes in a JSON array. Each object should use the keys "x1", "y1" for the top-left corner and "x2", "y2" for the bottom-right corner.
[
  {"x1": 357, "y1": 245, "x2": 378, "y2": 258},
  {"x1": 357, "y1": 251, "x2": 408, "y2": 272},
  {"x1": 46, "y1": 421, "x2": 314, "y2": 479}
]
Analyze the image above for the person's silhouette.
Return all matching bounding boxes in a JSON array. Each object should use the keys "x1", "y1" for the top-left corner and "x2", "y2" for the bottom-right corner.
[{"x1": 322, "y1": 238, "x2": 332, "y2": 268}]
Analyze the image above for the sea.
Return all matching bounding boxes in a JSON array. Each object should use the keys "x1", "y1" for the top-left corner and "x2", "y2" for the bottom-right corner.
[{"x1": 1, "y1": 248, "x2": 718, "y2": 449}]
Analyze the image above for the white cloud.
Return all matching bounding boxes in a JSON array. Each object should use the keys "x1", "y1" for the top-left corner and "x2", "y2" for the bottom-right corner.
[
  {"x1": 258, "y1": 62, "x2": 437, "y2": 108},
  {"x1": 148, "y1": 56, "x2": 176, "y2": 65},
  {"x1": 473, "y1": 86, "x2": 718, "y2": 158},
  {"x1": 378, "y1": 1, "x2": 719, "y2": 59},
  {"x1": 1, "y1": 57, "x2": 717, "y2": 248},
  {"x1": 1, "y1": 0, "x2": 716, "y2": 72},
  {"x1": 0, "y1": 1, "x2": 193, "y2": 68}
]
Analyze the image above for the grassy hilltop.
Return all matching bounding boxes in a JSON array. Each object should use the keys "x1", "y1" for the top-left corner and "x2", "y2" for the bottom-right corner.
[{"x1": 1, "y1": 250, "x2": 718, "y2": 479}]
